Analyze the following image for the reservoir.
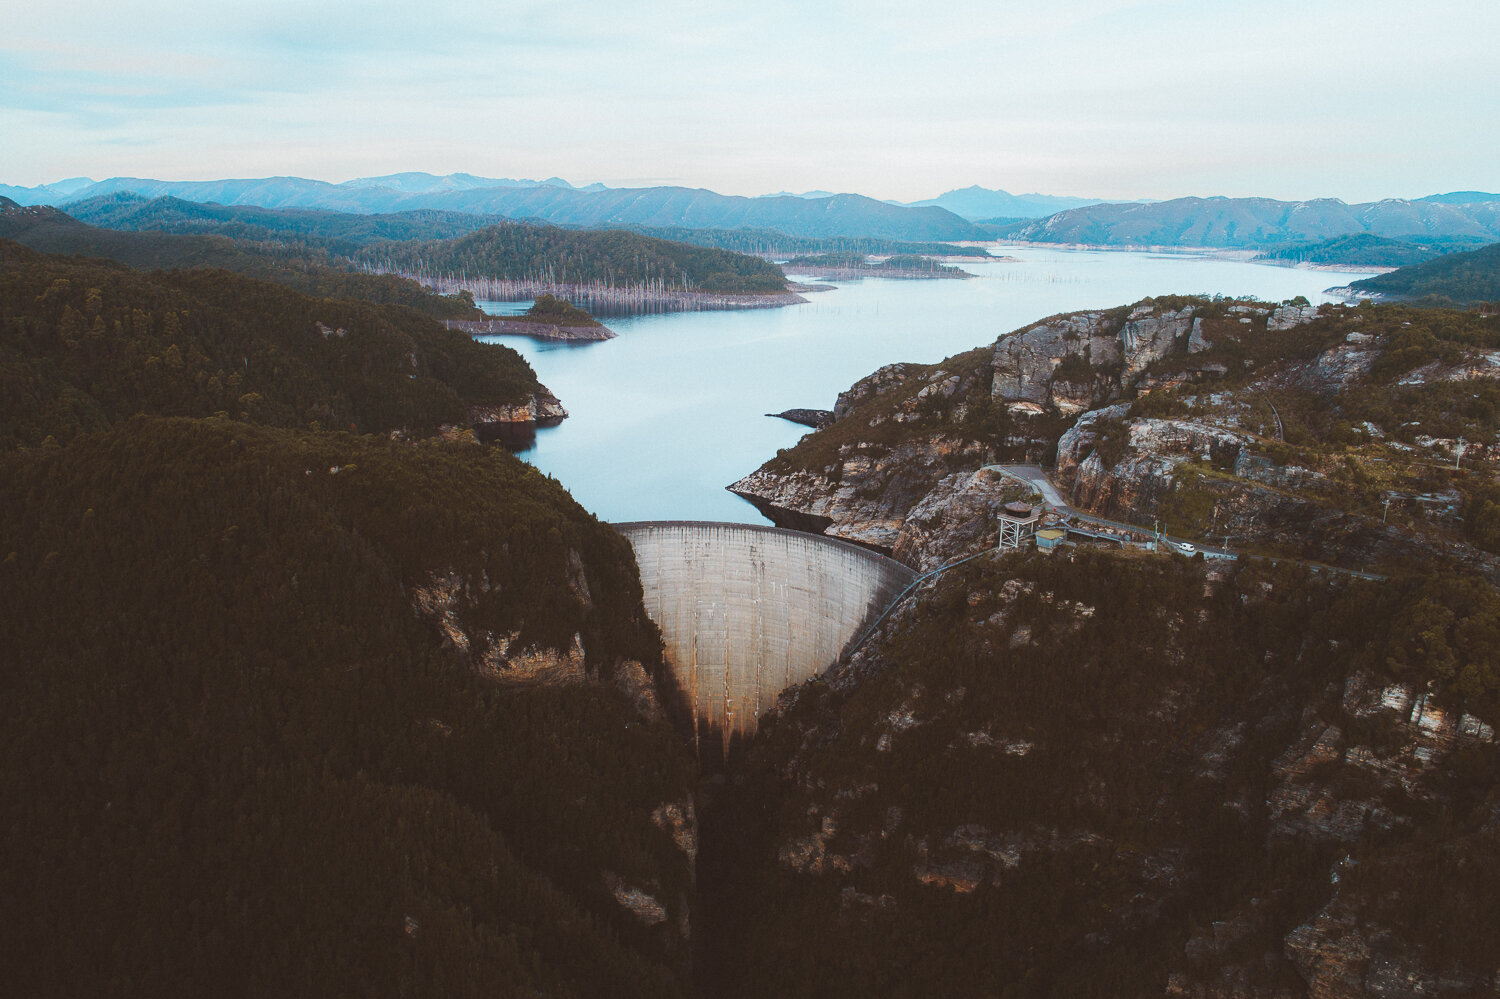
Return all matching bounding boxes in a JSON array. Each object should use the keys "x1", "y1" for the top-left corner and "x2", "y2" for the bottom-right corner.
[{"x1": 480, "y1": 246, "x2": 1377, "y2": 523}]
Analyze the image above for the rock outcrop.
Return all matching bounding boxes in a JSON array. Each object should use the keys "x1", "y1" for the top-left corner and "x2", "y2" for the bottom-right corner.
[
  {"x1": 729, "y1": 434, "x2": 1002, "y2": 565},
  {"x1": 467, "y1": 392, "x2": 568, "y2": 428},
  {"x1": 410, "y1": 565, "x2": 596, "y2": 686},
  {"x1": 733, "y1": 297, "x2": 1329, "y2": 568}
]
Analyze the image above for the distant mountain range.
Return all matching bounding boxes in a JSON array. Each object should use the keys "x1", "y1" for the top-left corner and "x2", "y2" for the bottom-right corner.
[
  {"x1": 0, "y1": 175, "x2": 985, "y2": 241},
  {"x1": 0, "y1": 172, "x2": 605, "y2": 209},
  {"x1": 5, "y1": 173, "x2": 1499, "y2": 248},
  {"x1": 1000, "y1": 195, "x2": 1500, "y2": 248},
  {"x1": 902, "y1": 185, "x2": 1146, "y2": 221}
]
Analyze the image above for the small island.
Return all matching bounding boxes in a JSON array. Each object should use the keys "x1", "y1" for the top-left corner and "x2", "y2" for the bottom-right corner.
[
  {"x1": 782, "y1": 251, "x2": 973, "y2": 280},
  {"x1": 444, "y1": 294, "x2": 617, "y2": 341}
]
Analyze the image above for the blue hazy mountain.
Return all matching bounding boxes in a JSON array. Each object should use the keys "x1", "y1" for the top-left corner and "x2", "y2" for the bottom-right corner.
[
  {"x1": 1000, "y1": 194, "x2": 1500, "y2": 247},
  {"x1": 5, "y1": 176, "x2": 984, "y2": 241},
  {"x1": 903, "y1": 184, "x2": 1143, "y2": 220}
]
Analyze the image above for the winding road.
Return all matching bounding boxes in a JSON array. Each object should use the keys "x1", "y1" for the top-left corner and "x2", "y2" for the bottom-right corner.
[{"x1": 986, "y1": 463, "x2": 1385, "y2": 581}]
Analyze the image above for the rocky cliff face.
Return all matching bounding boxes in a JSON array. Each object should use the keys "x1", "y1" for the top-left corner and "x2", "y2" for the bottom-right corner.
[
  {"x1": 467, "y1": 392, "x2": 568, "y2": 428},
  {"x1": 733, "y1": 297, "x2": 1322, "y2": 568},
  {"x1": 730, "y1": 434, "x2": 996, "y2": 559},
  {"x1": 990, "y1": 303, "x2": 1202, "y2": 412}
]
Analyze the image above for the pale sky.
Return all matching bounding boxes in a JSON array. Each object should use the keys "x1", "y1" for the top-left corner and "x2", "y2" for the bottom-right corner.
[{"x1": 2, "y1": 0, "x2": 1496, "y2": 203}]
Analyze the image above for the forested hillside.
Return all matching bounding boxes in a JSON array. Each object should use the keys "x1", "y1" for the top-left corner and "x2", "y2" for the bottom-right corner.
[
  {"x1": 0, "y1": 240, "x2": 538, "y2": 448},
  {"x1": 0, "y1": 198, "x2": 480, "y2": 319},
  {"x1": 1, "y1": 419, "x2": 696, "y2": 997},
  {"x1": 1350, "y1": 242, "x2": 1500, "y2": 305},
  {"x1": 50, "y1": 194, "x2": 794, "y2": 296},
  {"x1": 699, "y1": 551, "x2": 1500, "y2": 997},
  {"x1": 1252, "y1": 232, "x2": 1485, "y2": 267},
  {"x1": 358, "y1": 223, "x2": 790, "y2": 294},
  {"x1": 1, "y1": 237, "x2": 700, "y2": 994}
]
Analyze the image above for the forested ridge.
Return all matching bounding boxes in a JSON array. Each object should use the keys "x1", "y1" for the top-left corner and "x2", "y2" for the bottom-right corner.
[
  {"x1": 699, "y1": 551, "x2": 1500, "y2": 997},
  {"x1": 358, "y1": 223, "x2": 790, "y2": 294},
  {"x1": 1251, "y1": 233, "x2": 1486, "y2": 268},
  {"x1": 54, "y1": 192, "x2": 794, "y2": 295},
  {"x1": 0, "y1": 240, "x2": 539, "y2": 448},
  {"x1": 0, "y1": 198, "x2": 481, "y2": 319},
  {"x1": 1, "y1": 242, "x2": 699, "y2": 995},
  {"x1": 1, "y1": 420, "x2": 696, "y2": 996},
  {"x1": 1351, "y1": 241, "x2": 1500, "y2": 305}
]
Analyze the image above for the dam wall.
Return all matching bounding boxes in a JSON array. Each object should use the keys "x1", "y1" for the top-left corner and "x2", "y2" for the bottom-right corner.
[{"x1": 616, "y1": 522, "x2": 916, "y2": 742}]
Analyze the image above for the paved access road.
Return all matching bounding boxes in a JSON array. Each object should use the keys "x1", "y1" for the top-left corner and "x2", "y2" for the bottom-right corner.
[{"x1": 986, "y1": 464, "x2": 1385, "y2": 580}]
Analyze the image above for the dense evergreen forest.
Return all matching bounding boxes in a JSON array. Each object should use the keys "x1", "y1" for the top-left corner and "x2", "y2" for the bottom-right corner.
[
  {"x1": 1252, "y1": 232, "x2": 1485, "y2": 268},
  {"x1": 0, "y1": 198, "x2": 482, "y2": 319},
  {"x1": 358, "y1": 223, "x2": 790, "y2": 294},
  {"x1": 0, "y1": 240, "x2": 540, "y2": 448},
  {"x1": 51, "y1": 192, "x2": 795, "y2": 295},
  {"x1": 523, "y1": 293, "x2": 601, "y2": 326},
  {"x1": 698, "y1": 551, "x2": 1500, "y2": 997},
  {"x1": 1351, "y1": 241, "x2": 1500, "y2": 305},
  {"x1": 0, "y1": 241, "x2": 700, "y2": 994},
  {"x1": 1, "y1": 419, "x2": 696, "y2": 997}
]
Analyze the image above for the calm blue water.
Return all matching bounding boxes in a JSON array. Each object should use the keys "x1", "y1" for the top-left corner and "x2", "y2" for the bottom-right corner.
[{"x1": 479, "y1": 246, "x2": 1376, "y2": 523}]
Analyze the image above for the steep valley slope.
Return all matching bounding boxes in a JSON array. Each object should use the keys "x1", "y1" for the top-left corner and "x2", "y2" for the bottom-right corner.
[{"x1": 698, "y1": 550, "x2": 1500, "y2": 998}]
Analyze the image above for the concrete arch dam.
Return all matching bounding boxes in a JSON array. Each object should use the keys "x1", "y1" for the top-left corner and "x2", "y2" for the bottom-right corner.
[{"x1": 615, "y1": 522, "x2": 916, "y2": 741}]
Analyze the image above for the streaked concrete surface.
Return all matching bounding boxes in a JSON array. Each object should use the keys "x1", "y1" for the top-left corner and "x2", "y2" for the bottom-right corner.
[{"x1": 616, "y1": 522, "x2": 916, "y2": 742}]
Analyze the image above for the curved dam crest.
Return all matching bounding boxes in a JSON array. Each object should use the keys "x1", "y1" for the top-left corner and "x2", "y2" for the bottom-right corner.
[{"x1": 615, "y1": 522, "x2": 917, "y2": 745}]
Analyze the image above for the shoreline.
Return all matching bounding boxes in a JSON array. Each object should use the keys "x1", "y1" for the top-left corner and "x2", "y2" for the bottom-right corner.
[
  {"x1": 785, "y1": 265, "x2": 972, "y2": 281},
  {"x1": 375, "y1": 267, "x2": 813, "y2": 312},
  {"x1": 445, "y1": 317, "x2": 616, "y2": 342},
  {"x1": 978, "y1": 239, "x2": 1394, "y2": 272}
]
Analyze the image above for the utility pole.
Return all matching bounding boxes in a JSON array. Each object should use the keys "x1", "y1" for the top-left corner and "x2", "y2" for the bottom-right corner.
[{"x1": 1454, "y1": 437, "x2": 1466, "y2": 470}]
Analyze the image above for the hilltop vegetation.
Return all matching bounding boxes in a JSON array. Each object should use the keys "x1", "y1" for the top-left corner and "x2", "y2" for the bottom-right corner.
[
  {"x1": 1350, "y1": 241, "x2": 1500, "y2": 305},
  {"x1": 33, "y1": 193, "x2": 796, "y2": 298},
  {"x1": 359, "y1": 222, "x2": 789, "y2": 294},
  {"x1": 0, "y1": 198, "x2": 480, "y2": 319},
  {"x1": 0, "y1": 235, "x2": 700, "y2": 994},
  {"x1": 0, "y1": 240, "x2": 540, "y2": 448},
  {"x1": 1252, "y1": 232, "x2": 1486, "y2": 268}
]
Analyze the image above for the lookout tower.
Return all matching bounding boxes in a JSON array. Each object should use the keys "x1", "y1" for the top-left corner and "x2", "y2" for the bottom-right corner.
[{"x1": 996, "y1": 501, "x2": 1041, "y2": 551}]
